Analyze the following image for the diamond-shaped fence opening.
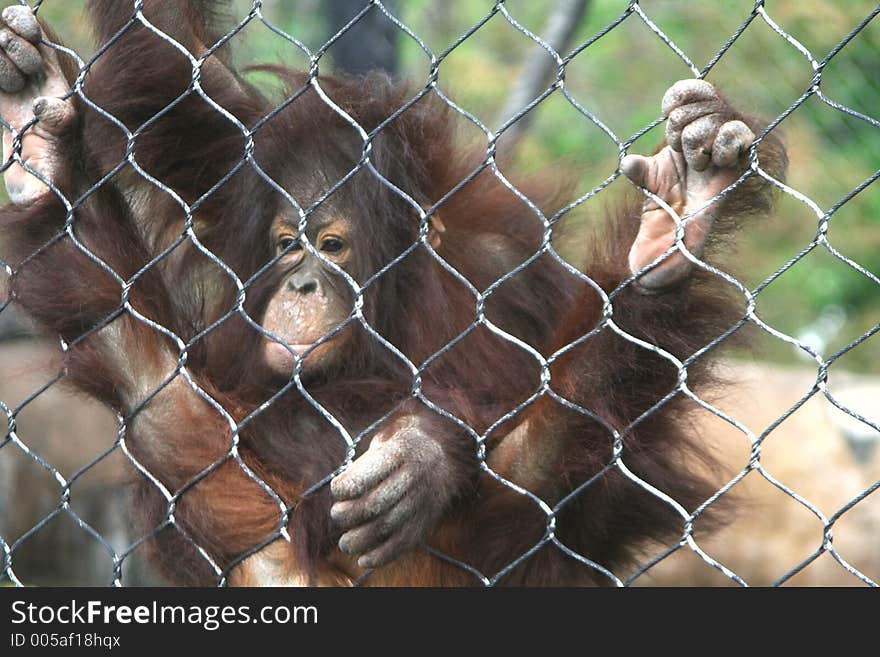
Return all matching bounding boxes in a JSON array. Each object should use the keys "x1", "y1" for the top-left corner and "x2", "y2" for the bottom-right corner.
[{"x1": 0, "y1": 0, "x2": 878, "y2": 587}]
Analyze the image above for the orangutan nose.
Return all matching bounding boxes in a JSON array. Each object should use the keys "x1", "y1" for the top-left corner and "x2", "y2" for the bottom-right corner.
[{"x1": 288, "y1": 271, "x2": 319, "y2": 294}]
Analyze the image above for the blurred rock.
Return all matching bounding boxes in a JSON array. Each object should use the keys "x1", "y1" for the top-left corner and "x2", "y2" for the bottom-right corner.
[
  {"x1": 0, "y1": 340, "x2": 161, "y2": 585},
  {"x1": 638, "y1": 362, "x2": 880, "y2": 587}
]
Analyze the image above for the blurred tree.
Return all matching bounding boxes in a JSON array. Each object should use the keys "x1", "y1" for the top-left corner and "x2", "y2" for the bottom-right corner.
[
  {"x1": 496, "y1": 0, "x2": 592, "y2": 148},
  {"x1": 323, "y1": 0, "x2": 401, "y2": 75}
]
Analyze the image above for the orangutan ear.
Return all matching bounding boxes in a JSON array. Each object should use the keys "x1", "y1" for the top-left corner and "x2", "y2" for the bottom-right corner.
[{"x1": 428, "y1": 214, "x2": 446, "y2": 249}]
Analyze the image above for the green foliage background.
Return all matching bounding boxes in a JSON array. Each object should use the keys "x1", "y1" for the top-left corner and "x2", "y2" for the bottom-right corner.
[{"x1": 26, "y1": 1, "x2": 880, "y2": 373}]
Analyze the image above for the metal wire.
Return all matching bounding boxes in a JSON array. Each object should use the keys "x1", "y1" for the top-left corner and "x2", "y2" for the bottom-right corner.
[{"x1": 0, "y1": 0, "x2": 878, "y2": 587}]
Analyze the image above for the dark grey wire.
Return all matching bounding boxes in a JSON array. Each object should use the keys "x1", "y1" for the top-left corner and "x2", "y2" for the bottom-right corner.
[{"x1": 1, "y1": 0, "x2": 878, "y2": 588}]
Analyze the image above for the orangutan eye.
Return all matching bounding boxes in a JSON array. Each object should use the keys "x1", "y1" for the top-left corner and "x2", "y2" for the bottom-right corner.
[
  {"x1": 320, "y1": 237, "x2": 345, "y2": 254},
  {"x1": 277, "y1": 236, "x2": 302, "y2": 254}
]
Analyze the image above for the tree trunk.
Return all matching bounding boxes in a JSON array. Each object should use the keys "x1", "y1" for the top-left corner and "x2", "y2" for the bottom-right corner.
[
  {"x1": 323, "y1": 0, "x2": 401, "y2": 75},
  {"x1": 496, "y1": 0, "x2": 592, "y2": 149}
]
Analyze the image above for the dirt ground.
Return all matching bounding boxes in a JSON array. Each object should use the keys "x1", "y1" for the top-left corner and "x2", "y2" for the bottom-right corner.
[{"x1": 1, "y1": 340, "x2": 878, "y2": 586}]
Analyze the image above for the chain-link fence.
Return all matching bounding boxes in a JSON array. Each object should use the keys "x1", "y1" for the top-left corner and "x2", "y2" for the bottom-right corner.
[{"x1": 0, "y1": 0, "x2": 878, "y2": 587}]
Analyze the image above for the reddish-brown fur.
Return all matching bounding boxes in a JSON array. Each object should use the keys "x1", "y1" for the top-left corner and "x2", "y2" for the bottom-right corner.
[{"x1": 0, "y1": 1, "x2": 786, "y2": 585}]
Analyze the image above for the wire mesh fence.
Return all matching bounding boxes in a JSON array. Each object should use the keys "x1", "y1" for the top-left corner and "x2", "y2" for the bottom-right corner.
[{"x1": 0, "y1": 0, "x2": 878, "y2": 586}]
